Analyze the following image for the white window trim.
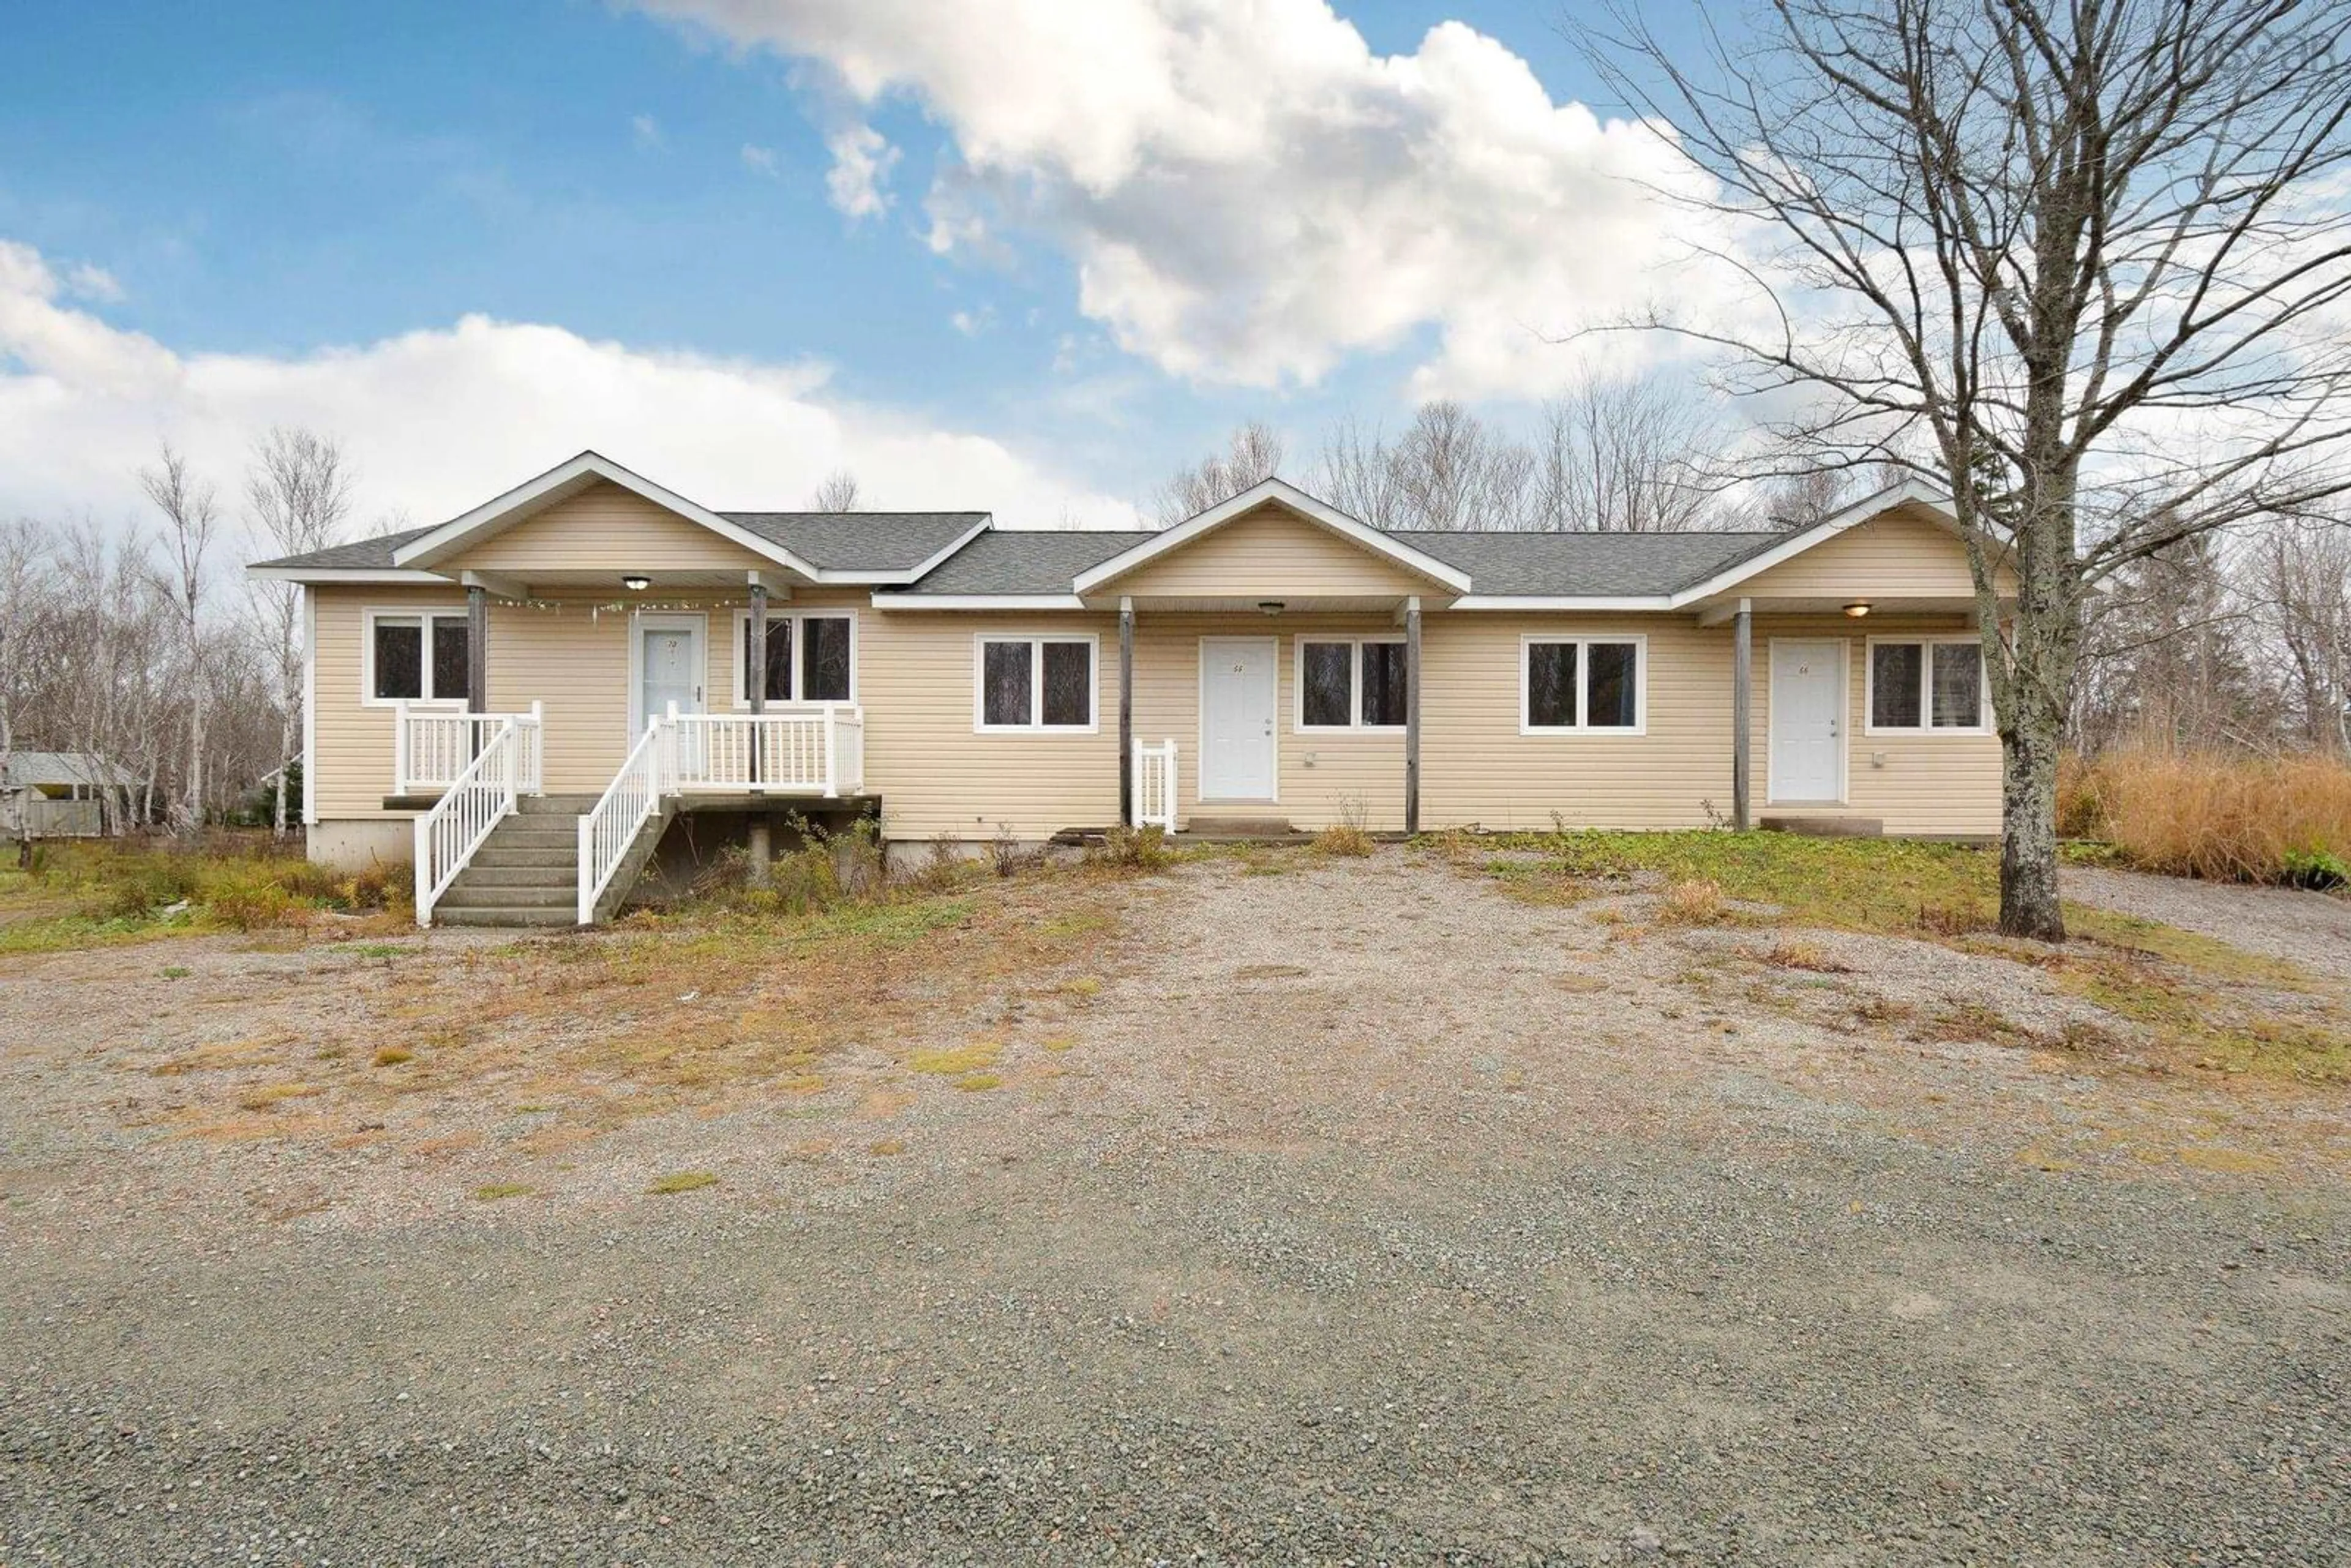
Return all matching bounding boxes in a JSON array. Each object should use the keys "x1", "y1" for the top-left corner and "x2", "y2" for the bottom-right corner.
[
  {"x1": 1863, "y1": 635, "x2": 1993, "y2": 735},
  {"x1": 1518, "y1": 633, "x2": 1649, "y2": 737},
  {"x1": 359, "y1": 605, "x2": 471, "y2": 708},
  {"x1": 1292, "y1": 636, "x2": 1408, "y2": 734},
  {"x1": 972, "y1": 632, "x2": 1100, "y2": 734},
  {"x1": 729, "y1": 608, "x2": 860, "y2": 708}
]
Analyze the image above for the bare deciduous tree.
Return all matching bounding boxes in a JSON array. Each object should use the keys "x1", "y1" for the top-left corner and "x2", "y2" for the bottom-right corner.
[
  {"x1": 1532, "y1": 374, "x2": 1731, "y2": 531},
  {"x1": 809, "y1": 470, "x2": 863, "y2": 511},
  {"x1": 246, "y1": 427, "x2": 354, "y2": 838},
  {"x1": 1588, "y1": 0, "x2": 2351, "y2": 936},
  {"x1": 1154, "y1": 420, "x2": 1285, "y2": 524},
  {"x1": 2249, "y1": 519, "x2": 2351, "y2": 754},
  {"x1": 140, "y1": 444, "x2": 222, "y2": 834}
]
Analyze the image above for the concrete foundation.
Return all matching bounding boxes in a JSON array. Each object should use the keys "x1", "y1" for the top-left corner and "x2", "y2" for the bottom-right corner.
[{"x1": 307, "y1": 818, "x2": 416, "y2": 871}]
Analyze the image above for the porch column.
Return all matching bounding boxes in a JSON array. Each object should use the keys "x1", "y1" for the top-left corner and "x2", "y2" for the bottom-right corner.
[
  {"x1": 746, "y1": 581, "x2": 771, "y2": 884},
  {"x1": 465, "y1": 583, "x2": 489, "y2": 714},
  {"x1": 1404, "y1": 595, "x2": 1422, "y2": 835},
  {"x1": 1731, "y1": 598, "x2": 1753, "y2": 831},
  {"x1": 1117, "y1": 597, "x2": 1134, "y2": 827}
]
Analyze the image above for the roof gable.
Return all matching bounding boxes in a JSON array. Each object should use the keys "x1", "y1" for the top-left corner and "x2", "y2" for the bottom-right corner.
[{"x1": 1071, "y1": 479, "x2": 1472, "y2": 596}]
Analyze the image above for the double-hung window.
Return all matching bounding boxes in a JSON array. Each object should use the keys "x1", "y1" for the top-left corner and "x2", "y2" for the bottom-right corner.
[
  {"x1": 367, "y1": 610, "x2": 471, "y2": 704},
  {"x1": 1867, "y1": 637, "x2": 1986, "y2": 732},
  {"x1": 1521, "y1": 635, "x2": 1645, "y2": 734},
  {"x1": 975, "y1": 635, "x2": 1097, "y2": 732},
  {"x1": 1296, "y1": 638, "x2": 1408, "y2": 730},
  {"x1": 735, "y1": 612, "x2": 855, "y2": 705}
]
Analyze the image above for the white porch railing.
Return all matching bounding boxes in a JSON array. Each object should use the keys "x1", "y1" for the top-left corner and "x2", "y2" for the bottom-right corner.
[
  {"x1": 577, "y1": 720, "x2": 665, "y2": 926},
  {"x1": 414, "y1": 715, "x2": 523, "y2": 926},
  {"x1": 1133, "y1": 738, "x2": 1177, "y2": 831},
  {"x1": 395, "y1": 701, "x2": 543, "y2": 796},
  {"x1": 659, "y1": 705, "x2": 866, "y2": 797}
]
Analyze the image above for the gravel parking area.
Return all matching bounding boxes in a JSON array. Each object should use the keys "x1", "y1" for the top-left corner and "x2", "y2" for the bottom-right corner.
[{"x1": 3, "y1": 851, "x2": 2347, "y2": 1564}]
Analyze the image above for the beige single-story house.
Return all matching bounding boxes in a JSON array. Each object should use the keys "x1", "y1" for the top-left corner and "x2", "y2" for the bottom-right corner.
[
  {"x1": 249, "y1": 451, "x2": 2010, "y2": 926},
  {"x1": 1, "y1": 751, "x2": 141, "y2": 841}
]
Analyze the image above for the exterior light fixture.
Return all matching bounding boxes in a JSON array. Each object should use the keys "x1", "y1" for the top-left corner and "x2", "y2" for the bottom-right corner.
[
  {"x1": 1258, "y1": 600, "x2": 1285, "y2": 616},
  {"x1": 622, "y1": 574, "x2": 651, "y2": 591},
  {"x1": 1843, "y1": 601, "x2": 1872, "y2": 618}
]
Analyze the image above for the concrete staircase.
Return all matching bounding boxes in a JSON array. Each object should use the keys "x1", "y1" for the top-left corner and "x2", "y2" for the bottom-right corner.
[{"x1": 432, "y1": 793, "x2": 600, "y2": 928}]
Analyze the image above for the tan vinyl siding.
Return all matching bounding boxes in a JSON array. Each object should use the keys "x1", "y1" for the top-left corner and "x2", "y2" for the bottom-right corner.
[
  {"x1": 1736, "y1": 510, "x2": 2013, "y2": 599},
  {"x1": 442, "y1": 480, "x2": 774, "y2": 574},
  {"x1": 1104, "y1": 503, "x2": 1439, "y2": 599}
]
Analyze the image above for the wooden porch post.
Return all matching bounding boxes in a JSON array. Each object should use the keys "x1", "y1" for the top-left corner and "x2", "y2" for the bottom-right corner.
[
  {"x1": 746, "y1": 581, "x2": 771, "y2": 884},
  {"x1": 1118, "y1": 597, "x2": 1134, "y2": 827},
  {"x1": 1732, "y1": 598, "x2": 1753, "y2": 831},
  {"x1": 465, "y1": 583, "x2": 489, "y2": 714},
  {"x1": 1404, "y1": 595, "x2": 1422, "y2": 835}
]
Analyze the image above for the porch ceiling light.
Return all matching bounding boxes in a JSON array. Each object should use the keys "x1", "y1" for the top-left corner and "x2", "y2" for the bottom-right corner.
[
  {"x1": 1843, "y1": 601, "x2": 1872, "y2": 618},
  {"x1": 622, "y1": 574, "x2": 651, "y2": 591},
  {"x1": 1258, "y1": 600, "x2": 1285, "y2": 616}
]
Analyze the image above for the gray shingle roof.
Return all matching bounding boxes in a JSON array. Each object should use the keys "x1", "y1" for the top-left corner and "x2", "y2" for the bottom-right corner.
[
  {"x1": 890, "y1": 530, "x2": 1160, "y2": 595},
  {"x1": 2, "y1": 751, "x2": 140, "y2": 789},
  {"x1": 252, "y1": 526, "x2": 437, "y2": 571},
  {"x1": 1387, "y1": 529, "x2": 1786, "y2": 597},
  {"x1": 718, "y1": 512, "x2": 984, "y2": 572}
]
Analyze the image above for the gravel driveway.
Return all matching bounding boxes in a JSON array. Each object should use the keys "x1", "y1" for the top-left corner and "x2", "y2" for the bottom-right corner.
[{"x1": 3, "y1": 852, "x2": 2346, "y2": 1564}]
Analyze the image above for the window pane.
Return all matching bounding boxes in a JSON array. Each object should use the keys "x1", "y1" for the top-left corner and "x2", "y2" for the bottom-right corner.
[
  {"x1": 1361, "y1": 642, "x2": 1408, "y2": 727},
  {"x1": 1871, "y1": 643, "x2": 1923, "y2": 728},
  {"x1": 430, "y1": 617, "x2": 471, "y2": 703},
  {"x1": 1526, "y1": 642, "x2": 1577, "y2": 728},
  {"x1": 801, "y1": 617, "x2": 851, "y2": 702},
  {"x1": 1930, "y1": 642, "x2": 1982, "y2": 728},
  {"x1": 1301, "y1": 642, "x2": 1352, "y2": 727},
  {"x1": 373, "y1": 619, "x2": 422, "y2": 700},
  {"x1": 1041, "y1": 641, "x2": 1091, "y2": 726},
  {"x1": 982, "y1": 640, "x2": 1032, "y2": 726},
  {"x1": 1586, "y1": 642, "x2": 1638, "y2": 727}
]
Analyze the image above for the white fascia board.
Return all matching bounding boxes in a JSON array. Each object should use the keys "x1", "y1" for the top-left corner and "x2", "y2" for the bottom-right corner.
[
  {"x1": 1069, "y1": 478, "x2": 1473, "y2": 595},
  {"x1": 391, "y1": 450, "x2": 825, "y2": 579},
  {"x1": 1447, "y1": 595, "x2": 1677, "y2": 612},
  {"x1": 869, "y1": 593, "x2": 1089, "y2": 612},
  {"x1": 246, "y1": 566, "x2": 452, "y2": 584}
]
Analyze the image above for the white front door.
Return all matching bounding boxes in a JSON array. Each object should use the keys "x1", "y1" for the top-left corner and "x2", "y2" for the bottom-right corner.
[
  {"x1": 634, "y1": 617, "x2": 705, "y2": 735},
  {"x1": 1199, "y1": 637, "x2": 1278, "y2": 801},
  {"x1": 1770, "y1": 639, "x2": 1845, "y2": 803}
]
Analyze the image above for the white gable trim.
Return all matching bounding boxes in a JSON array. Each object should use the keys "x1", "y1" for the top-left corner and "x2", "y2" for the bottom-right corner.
[
  {"x1": 390, "y1": 451, "x2": 825, "y2": 579},
  {"x1": 245, "y1": 566, "x2": 452, "y2": 584},
  {"x1": 1070, "y1": 479, "x2": 1473, "y2": 596}
]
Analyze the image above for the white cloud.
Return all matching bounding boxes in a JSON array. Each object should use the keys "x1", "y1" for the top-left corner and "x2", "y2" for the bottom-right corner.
[
  {"x1": 63, "y1": 263, "x2": 124, "y2": 304},
  {"x1": 948, "y1": 306, "x2": 992, "y2": 337},
  {"x1": 0, "y1": 238, "x2": 1141, "y2": 538},
  {"x1": 822, "y1": 122, "x2": 899, "y2": 220},
  {"x1": 631, "y1": 112, "x2": 664, "y2": 149},
  {"x1": 740, "y1": 142, "x2": 781, "y2": 178},
  {"x1": 628, "y1": 0, "x2": 1749, "y2": 399}
]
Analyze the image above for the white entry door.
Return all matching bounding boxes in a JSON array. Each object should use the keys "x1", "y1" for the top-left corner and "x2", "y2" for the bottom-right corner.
[
  {"x1": 1770, "y1": 640, "x2": 1845, "y2": 803},
  {"x1": 1199, "y1": 637, "x2": 1278, "y2": 801},
  {"x1": 634, "y1": 616, "x2": 705, "y2": 735}
]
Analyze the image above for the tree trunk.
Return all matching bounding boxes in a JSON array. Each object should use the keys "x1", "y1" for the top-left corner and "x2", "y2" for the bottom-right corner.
[{"x1": 1998, "y1": 684, "x2": 2067, "y2": 939}]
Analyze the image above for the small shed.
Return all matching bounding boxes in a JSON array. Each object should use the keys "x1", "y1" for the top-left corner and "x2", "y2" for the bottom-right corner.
[{"x1": 1, "y1": 751, "x2": 140, "y2": 841}]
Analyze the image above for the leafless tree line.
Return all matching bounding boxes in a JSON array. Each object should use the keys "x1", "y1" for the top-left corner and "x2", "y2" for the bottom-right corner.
[
  {"x1": 1, "y1": 429, "x2": 356, "y2": 838},
  {"x1": 1155, "y1": 383, "x2": 1887, "y2": 532}
]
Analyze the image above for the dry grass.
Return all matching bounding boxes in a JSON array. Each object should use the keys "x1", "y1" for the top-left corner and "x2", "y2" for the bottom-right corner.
[
  {"x1": 1313, "y1": 794, "x2": 1375, "y2": 857},
  {"x1": 1655, "y1": 879, "x2": 1728, "y2": 926},
  {"x1": 0, "y1": 835, "x2": 409, "y2": 952},
  {"x1": 2063, "y1": 751, "x2": 2351, "y2": 886},
  {"x1": 1762, "y1": 939, "x2": 1852, "y2": 973}
]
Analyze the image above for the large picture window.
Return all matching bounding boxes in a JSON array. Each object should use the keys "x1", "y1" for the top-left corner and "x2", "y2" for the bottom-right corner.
[
  {"x1": 734, "y1": 612, "x2": 855, "y2": 705},
  {"x1": 975, "y1": 635, "x2": 1097, "y2": 732},
  {"x1": 366, "y1": 610, "x2": 471, "y2": 704},
  {"x1": 1296, "y1": 638, "x2": 1407, "y2": 730},
  {"x1": 1521, "y1": 636, "x2": 1645, "y2": 734},
  {"x1": 1867, "y1": 637, "x2": 1987, "y2": 733}
]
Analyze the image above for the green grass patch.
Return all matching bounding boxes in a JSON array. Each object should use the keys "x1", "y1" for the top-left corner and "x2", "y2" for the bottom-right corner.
[
  {"x1": 160, "y1": 964, "x2": 192, "y2": 979},
  {"x1": 646, "y1": 1170, "x2": 719, "y2": 1195},
  {"x1": 473, "y1": 1182, "x2": 535, "y2": 1202},
  {"x1": 910, "y1": 1042, "x2": 1002, "y2": 1076}
]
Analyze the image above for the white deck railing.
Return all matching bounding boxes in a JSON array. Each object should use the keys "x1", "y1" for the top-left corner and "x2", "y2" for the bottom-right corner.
[
  {"x1": 577, "y1": 720, "x2": 665, "y2": 926},
  {"x1": 1133, "y1": 737, "x2": 1178, "y2": 831},
  {"x1": 414, "y1": 715, "x2": 523, "y2": 925},
  {"x1": 395, "y1": 702, "x2": 542, "y2": 796},
  {"x1": 659, "y1": 706, "x2": 866, "y2": 797}
]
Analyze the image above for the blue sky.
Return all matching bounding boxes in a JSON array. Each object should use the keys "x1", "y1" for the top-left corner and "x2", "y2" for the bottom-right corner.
[{"x1": 0, "y1": 0, "x2": 1730, "y2": 530}]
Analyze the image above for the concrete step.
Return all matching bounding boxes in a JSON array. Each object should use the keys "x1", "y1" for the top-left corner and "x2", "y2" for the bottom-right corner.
[
  {"x1": 433, "y1": 904, "x2": 582, "y2": 929},
  {"x1": 456, "y1": 865, "x2": 580, "y2": 890},
  {"x1": 468, "y1": 846, "x2": 576, "y2": 869},
  {"x1": 437, "y1": 882, "x2": 576, "y2": 910},
  {"x1": 516, "y1": 795, "x2": 598, "y2": 816},
  {"x1": 480, "y1": 827, "x2": 579, "y2": 847}
]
